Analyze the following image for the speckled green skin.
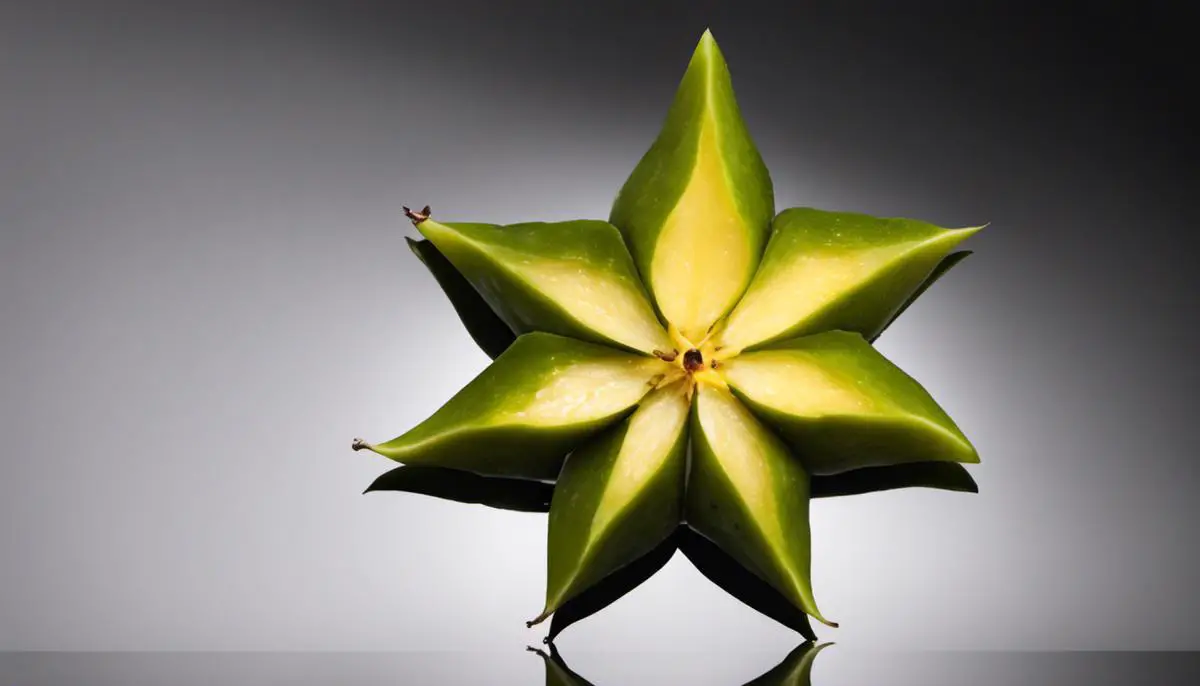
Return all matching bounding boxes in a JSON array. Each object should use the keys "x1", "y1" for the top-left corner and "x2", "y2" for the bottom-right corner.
[
  {"x1": 417, "y1": 219, "x2": 665, "y2": 354},
  {"x1": 543, "y1": 405, "x2": 687, "y2": 614},
  {"x1": 728, "y1": 331, "x2": 978, "y2": 476},
  {"x1": 608, "y1": 30, "x2": 773, "y2": 313},
  {"x1": 367, "y1": 333, "x2": 658, "y2": 480},
  {"x1": 685, "y1": 386, "x2": 829, "y2": 625},
  {"x1": 740, "y1": 208, "x2": 979, "y2": 347}
]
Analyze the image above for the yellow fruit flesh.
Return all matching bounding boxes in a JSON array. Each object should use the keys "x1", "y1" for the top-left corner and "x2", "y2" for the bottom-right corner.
[
  {"x1": 696, "y1": 388, "x2": 777, "y2": 539},
  {"x1": 588, "y1": 384, "x2": 689, "y2": 548},
  {"x1": 649, "y1": 120, "x2": 754, "y2": 343},
  {"x1": 509, "y1": 253, "x2": 672, "y2": 354},
  {"x1": 694, "y1": 383, "x2": 831, "y2": 624},
  {"x1": 498, "y1": 359, "x2": 663, "y2": 426},
  {"x1": 695, "y1": 386, "x2": 786, "y2": 575},
  {"x1": 720, "y1": 353, "x2": 875, "y2": 417},
  {"x1": 716, "y1": 231, "x2": 969, "y2": 354},
  {"x1": 720, "y1": 349, "x2": 975, "y2": 458}
]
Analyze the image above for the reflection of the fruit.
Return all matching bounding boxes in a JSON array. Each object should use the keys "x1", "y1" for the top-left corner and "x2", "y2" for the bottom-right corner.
[{"x1": 529, "y1": 641, "x2": 831, "y2": 686}]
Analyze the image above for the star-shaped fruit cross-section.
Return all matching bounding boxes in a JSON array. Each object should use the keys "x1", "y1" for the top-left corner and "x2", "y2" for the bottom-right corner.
[{"x1": 353, "y1": 29, "x2": 982, "y2": 639}]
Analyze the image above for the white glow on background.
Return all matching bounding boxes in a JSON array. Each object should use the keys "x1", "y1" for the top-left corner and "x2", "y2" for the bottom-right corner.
[{"x1": 2, "y1": 1, "x2": 1195, "y2": 654}]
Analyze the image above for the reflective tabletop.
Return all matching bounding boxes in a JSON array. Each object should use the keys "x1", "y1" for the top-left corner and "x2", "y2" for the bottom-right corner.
[{"x1": 4, "y1": 647, "x2": 1198, "y2": 685}]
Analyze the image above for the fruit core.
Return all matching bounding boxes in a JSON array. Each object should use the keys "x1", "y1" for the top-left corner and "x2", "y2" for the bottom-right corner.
[{"x1": 651, "y1": 326, "x2": 729, "y2": 396}]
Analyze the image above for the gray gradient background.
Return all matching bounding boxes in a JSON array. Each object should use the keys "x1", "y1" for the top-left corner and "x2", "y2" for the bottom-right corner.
[{"x1": 2, "y1": 0, "x2": 1196, "y2": 657}]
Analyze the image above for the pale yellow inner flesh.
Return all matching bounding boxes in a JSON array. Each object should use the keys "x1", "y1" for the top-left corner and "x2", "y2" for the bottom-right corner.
[
  {"x1": 588, "y1": 385, "x2": 689, "y2": 542},
  {"x1": 717, "y1": 240, "x2": 926, "y2": 353},
  {"x1": 649, "y1": 120, "x2": 753, "y2": 342},
  {"x1": 720, "y1": 353, "x2": 875, "y2": 417},
  {"x1": 506, "y1": 252, "x2": 672, "y2": 354},
  {"x1": 499, "y1": 358, "x2": 661, "y2": 426},
  {"x1": 722, "y1": 352, "x2": 971, "y2": 455},
  {"x1": 695, "y1": 385, "x2": 786, "y2": 562}
]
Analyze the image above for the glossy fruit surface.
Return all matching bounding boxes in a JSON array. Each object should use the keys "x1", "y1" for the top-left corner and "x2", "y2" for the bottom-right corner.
[{"x1": 356, "y1": 28, "x2": 983, "y2": 639}]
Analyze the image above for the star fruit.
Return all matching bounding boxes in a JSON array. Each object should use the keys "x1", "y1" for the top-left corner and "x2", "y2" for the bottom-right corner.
[{"x1": 354, "y1": 29, "x2": 982, "y2": 638}]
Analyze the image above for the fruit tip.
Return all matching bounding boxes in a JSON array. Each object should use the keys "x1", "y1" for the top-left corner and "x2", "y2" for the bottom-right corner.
[
  {"x1": 526, "y1": 608, "x2": 552, "y2": 628},
  {"x1": 403, "y1": 204, "x2": 431, "y2": 226},
  {"x1": 351, "y1": 437, "x2": 373, "y2": 452},
  {"x1": 689, "y1": 27, "x2": 721, "y2": 64}
]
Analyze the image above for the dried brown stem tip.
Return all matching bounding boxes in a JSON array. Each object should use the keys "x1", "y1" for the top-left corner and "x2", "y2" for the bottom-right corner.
[
  {"x1": 351, "y1": 438, "x2": 372, "y2": 451},
  {"x1": 403, "y1": 204, "x2": 431, "y2": 225}
]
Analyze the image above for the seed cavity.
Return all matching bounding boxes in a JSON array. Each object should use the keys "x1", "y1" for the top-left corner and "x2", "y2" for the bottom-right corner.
[{"x1": 683, "y1": 348, "x2": 705, "y2": 372}]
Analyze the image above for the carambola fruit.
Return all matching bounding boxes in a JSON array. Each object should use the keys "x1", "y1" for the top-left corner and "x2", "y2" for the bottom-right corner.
[{"x1": 354, "y1": 29, "x2": 984, "y2": 639}]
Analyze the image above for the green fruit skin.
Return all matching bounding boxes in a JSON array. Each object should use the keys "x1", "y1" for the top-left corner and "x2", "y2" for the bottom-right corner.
[
  {"x1": 418, "y1": 219, "x2": 668, "y2": 354},
  {"x1": 742, "y1": 208, "x2": 980, "y2": 348},
  {"x1": 406, "y1": 235, "x2": 516, "y2": 360},
  {"x1": 729, "y1": 331, "x2": 979, "y2": 476},
  {"x1": 686, "y1": 387, "x2": 827, "y2": 624},
  {"x1": 608, "y1": 30, "x2": 773, "y2": 306},
  {"x1": 544, "y1": 404, "x2": 688, "y2": 614},
  {"x1": 367, "y1": 332, "x2": 658, "y2": 480}
]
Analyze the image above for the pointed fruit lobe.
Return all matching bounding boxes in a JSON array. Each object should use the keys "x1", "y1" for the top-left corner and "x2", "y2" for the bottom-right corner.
[
  {"x1": 716, "y1": 208, "x2": 981, "y2": 353},
  {"x1": 686, "y1": 383, "x2": 833, "y2": 626},
  {"x1": 609, "y1": 31, "x2": 773, "y2": 341},
  {"x1": 721, "y1": 330, "x2": 977, "y2": 475},
  {"x1": 358, "y1": 332, "x2": 668, "y2": 480},
  {"x1": 417, "y1": 219, "x2": 671, "y2": 355},
  {"x1": 540, "y1": 383, "x2": 690, "y2": 620}
]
